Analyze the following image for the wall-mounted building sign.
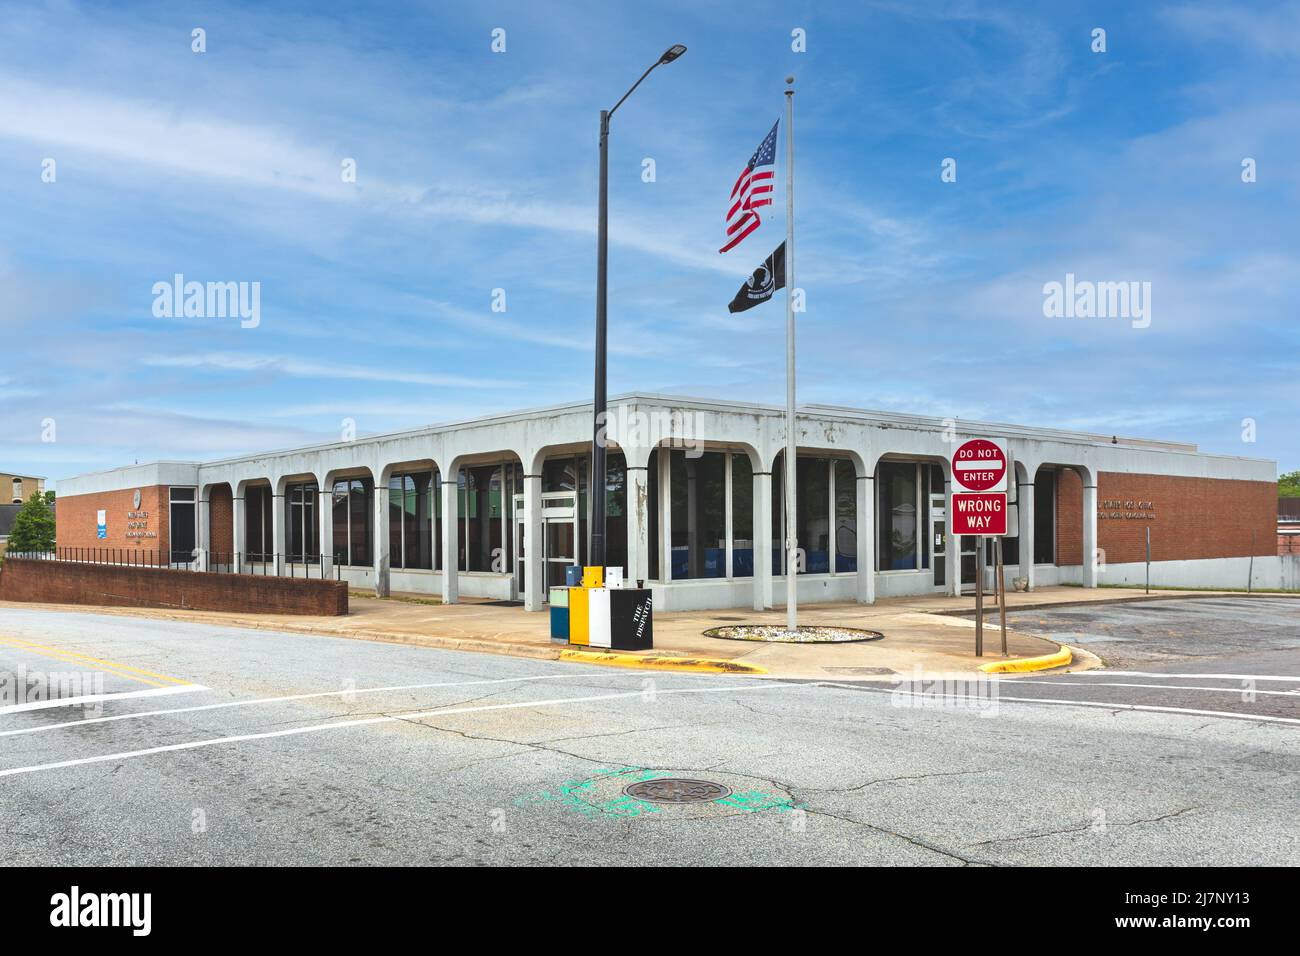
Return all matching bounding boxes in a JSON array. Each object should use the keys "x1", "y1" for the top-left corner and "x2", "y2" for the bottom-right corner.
[
  {"x1": 96, "y1": 510, "x2": 107, "y2": 539},
  {"x1": 1099, "y1": 498, "x2": 1157, "y2": 520}
]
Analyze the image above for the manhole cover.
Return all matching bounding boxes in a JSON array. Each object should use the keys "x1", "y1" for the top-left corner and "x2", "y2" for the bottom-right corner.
[{"x1": 623, "y1": 778, "x2": 733, "y2": 804}]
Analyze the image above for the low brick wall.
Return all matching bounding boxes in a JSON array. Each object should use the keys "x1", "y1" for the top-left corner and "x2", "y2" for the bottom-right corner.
[{"x1": 0, "y1": 558, "x2": 347, "y2": 616}]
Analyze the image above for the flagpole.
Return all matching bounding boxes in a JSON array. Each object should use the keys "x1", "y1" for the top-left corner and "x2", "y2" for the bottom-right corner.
[{"x1": 783, "y1": 76, "x2": 797, "y2": 632}]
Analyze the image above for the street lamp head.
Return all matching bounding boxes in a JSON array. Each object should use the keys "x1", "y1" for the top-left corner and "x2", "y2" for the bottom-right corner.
[{"x1": 660, "y1": 44, "x2": 687, "y2": 64}]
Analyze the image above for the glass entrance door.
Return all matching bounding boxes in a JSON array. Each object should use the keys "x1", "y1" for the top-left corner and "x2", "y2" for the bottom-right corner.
[
  {"x1": 542, "y1": 493, "x2": 578, "y2": 592},
  {"x1": 930, "y1": 493, "x2": 946, "y2": 589},
  {"x1": 515, "y1": 493, "x2": 580, "y2": 602}
]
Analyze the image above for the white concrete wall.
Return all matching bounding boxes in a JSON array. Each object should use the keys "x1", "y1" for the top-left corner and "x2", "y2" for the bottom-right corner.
[{"x1": 54, "y1": 392, "x2": 1280, "y2": 612}]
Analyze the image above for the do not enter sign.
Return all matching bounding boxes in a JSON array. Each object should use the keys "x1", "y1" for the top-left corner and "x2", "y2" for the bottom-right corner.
[{"x1": 952, "y1": 438, "x2": 1007, "y2": 493}]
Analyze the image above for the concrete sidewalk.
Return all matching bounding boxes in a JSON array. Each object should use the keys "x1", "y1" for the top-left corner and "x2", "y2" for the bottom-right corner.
[{"x1": 5, "y1": 584, "x2": 1250, "y2": 679}]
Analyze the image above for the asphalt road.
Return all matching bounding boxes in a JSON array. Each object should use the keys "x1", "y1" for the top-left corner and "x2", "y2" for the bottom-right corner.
[{"x1": 1, "y1": 600, "x2": 1297, "y2": 866}]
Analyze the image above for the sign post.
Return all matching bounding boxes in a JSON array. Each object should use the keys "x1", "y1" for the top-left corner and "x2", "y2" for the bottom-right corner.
[{"x1": 951, "y1": 438, "x2": 1010, "y2": 658}]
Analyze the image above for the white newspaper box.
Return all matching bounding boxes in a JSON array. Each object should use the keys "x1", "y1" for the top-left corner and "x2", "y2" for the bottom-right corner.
[{"x1": 587, "y1": 588, "x2": 612, "y2": 648}]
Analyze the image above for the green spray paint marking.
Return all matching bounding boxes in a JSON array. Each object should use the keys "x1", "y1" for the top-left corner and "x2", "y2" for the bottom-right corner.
[{"x1": 515, "y1": 766, "x2": 802, "y2": 818}]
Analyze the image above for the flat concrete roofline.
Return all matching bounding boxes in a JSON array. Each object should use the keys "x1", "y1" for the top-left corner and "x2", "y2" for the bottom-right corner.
[{"x1": 57, "y1": 391, "x2": 1279, "y2": 481}]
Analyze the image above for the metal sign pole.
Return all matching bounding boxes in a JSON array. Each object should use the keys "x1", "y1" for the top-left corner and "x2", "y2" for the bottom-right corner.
[
  {"x1": 996, "y1": 537, "x2": 1007, "y2": 656},
  {"x1": 1145, "y1": 526, "x2": 1151, "y2": 595},
  {"x1": 974, "y1": 534, "x2": 984, "y2": 657}
]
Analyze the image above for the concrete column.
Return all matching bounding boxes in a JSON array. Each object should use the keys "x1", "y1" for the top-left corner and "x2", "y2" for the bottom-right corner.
[
  {"x1": 945, "y1": 479, "x2": 961, "y2": 597},
  {"x1": 232, "y1": 494, "x2": 245, "y2": 574},
  {"x1": 441, "y1": 467, "x2": 459, "y2": 604},
  {"x1": 752, "y1": 470, "x2": 773, "y2": 610},
  {"x1": 318, "y1": 486, "x2": 334, "y2": 581},
  {"x1": 625, "y1": 466, "x2": 650, "y2": 589},
  {"x1": 523, "y1": 473, "x2": 543, "y2": 611},
  {"x1": 1082, "y1": 479, "x2": 1099, "y2": 588},
  {"x1": 271, "y1": 492, "x2": 285, "y2": 576},
  {"x1": 196, "y1": 491, "x2": 210, "y2": 570},
  {"x1": 659, "y1": 449, "x2": 673, "y2": 584},
  {"x1": 372, "y1": 477, "x2": 390, "y2": 597},
  {"x1": 856, "y1": 475, "x2": 875, "y2": 604},
  {"x1": 1018, "y1": 481, "x2": 1035, "y2": 591}
]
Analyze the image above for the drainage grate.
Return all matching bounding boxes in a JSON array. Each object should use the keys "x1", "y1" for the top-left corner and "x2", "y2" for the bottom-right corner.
[{"x1": 623, "y1": 778, "x2": 733, "y2": 804}]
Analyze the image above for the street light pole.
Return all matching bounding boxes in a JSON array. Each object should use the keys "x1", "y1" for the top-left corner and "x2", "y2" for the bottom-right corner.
[{"x1": 591, "y1": 44, "x2": 686, "y2": 570}]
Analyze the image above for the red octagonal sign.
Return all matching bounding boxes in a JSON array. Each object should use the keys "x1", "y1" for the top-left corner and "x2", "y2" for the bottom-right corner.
[{"x1": 952, "y1": 438, "x2": 1007, "y2": 493}]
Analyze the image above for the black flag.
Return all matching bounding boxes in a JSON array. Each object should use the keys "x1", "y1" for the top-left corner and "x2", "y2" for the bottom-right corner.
[{"x1": 727, "y1": 241, "x2": 785, "y2": 313}]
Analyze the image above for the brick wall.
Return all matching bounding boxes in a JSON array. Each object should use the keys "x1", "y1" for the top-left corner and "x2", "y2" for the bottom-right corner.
[
  {"x1": 0, "y1": 559, "x2": 347, "y2": 615},
  {"x1": 209, "y1": 484, "x2": 233, "y2": 556},
  {"x1": 1056, "y1": 468, "x2": 1083, "y2": 566},
  {"x1": 1052, "y1": 469, "x2": 1274, "y2": 566},
  {"x1": 57, "y1": 486, "x2": 171, "y2": 557}
]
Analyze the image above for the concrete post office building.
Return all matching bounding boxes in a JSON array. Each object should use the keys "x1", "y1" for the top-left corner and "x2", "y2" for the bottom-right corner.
[{"x1": 55, "y1": 394, "x2": 1281, "y2": 612}]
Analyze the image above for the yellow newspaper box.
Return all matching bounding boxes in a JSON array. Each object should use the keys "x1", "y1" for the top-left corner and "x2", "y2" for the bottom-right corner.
[
  {"x1": 568, "y1": 586, "x2": 590, "y2": 646},
  {"x1": 581, "y1": 565, "x2": 604, "y2": 589}
]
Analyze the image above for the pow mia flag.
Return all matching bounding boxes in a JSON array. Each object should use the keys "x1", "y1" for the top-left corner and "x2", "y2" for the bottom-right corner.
[{"x1": 727, "y1": 242, "x2": 785, "y2": 313}]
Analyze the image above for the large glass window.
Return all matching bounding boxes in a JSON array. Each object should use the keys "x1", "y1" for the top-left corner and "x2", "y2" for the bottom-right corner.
[
  {"x1": 458, "y1": 462, "x2": 519, "y2": 572},
  {"x1": 603, "y1": 453, "x2": 627, "y2": 575},
  {"x1": 731, "y1": 454, "x2": 753, "y2": 577},
  {"x1": 670, "y1": 450, "x2": 726, "y2": 579},
  {"x1": 244, "y1": 485, "x2": 273, "y2": 561},
  {"x1": 876, "y1": 462, "x2": 918, "y2": 570},
  {"x1": 1034, "y1": 468, "x2": 1056, "y2": 564},
  {"x1": 795, "y1": 457, "x2": 830, "y2": 573},
  {"x1": 647, "y1": 450, "x2": 659, "y2": 581},
  {"x1": 772, "y1": 452, "x2": 785, "y2": 574},
  {"x1": 389, "y1": 471, "x2": 433, "y2": 570},
  {"x1": 330, "y1": 477, "x2": 372, "y2": 566},
  {"x1": 169, "y1": 486, "x2": 197, "y2": 564},
  {"x1": 285, "y1": 482, "x2": 319, "y2": 563},
  {"x1": 834, "y1": 460, "x2": 857, "y2": 572}
]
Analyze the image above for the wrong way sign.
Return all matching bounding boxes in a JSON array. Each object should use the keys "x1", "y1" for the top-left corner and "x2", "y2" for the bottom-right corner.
[
  {"x1": 951, "y1": 438, "x2": 1007, "y2": 493},
  {"x1": 952, "y1": 492, "x2": 1007, "y2": 536}
]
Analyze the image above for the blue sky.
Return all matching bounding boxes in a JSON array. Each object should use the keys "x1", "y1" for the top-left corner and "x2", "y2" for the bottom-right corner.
[{"x1": 1, "y1": 0, "x2": 1297, "y2": 487}]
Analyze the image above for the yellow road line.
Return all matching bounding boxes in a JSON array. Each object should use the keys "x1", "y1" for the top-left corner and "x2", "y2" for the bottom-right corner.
[{"x1": 0, "y1": 636, "x2": 189, "y2": 688}]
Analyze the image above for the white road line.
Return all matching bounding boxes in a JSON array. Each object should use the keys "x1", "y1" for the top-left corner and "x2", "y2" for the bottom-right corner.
[
  {"x1": 1064, "y1": 671, "x2": 1300, "y2": 683},
  {"x1": 876, "y1": 686, "x2": 1300, "y2": 726},
  {"x1": 998, "y1": 679, "x2": 1300, "y2": 698},
  {"x1": 0, "y1": 670, "x2": 753, "y2": 739},
  {"x1": 0, "y1": 680, "x2": 806, "y2": 779},
  {"x1": 0, "y1": 684, "x2": 208, "y2": 716}
]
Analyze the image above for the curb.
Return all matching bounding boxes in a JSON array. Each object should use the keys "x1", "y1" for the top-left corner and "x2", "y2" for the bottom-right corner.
[
  {"x1": 977, "y1": 645, "x2": 1072, "y2": 674},
  {"x1": 558, "y1": 649, "x2": 767, "y2": 675}
]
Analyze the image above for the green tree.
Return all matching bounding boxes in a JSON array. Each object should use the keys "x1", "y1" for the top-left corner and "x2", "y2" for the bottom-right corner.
[
  {"x1": 1280, "y1": 471, "x2": 1300, "y2": 498},
  {"x1": 7, "y1": 491, "x2": 55, "y2": 553}
]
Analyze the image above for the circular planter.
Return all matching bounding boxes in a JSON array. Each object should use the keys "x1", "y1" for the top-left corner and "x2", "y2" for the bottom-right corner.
[{"x1": 703, "y1": 624, "x2": 884, "y2": 644}]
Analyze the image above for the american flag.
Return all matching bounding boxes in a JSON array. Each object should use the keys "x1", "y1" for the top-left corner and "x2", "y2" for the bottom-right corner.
[{"x1": 719, "y1": 119, "x2": 779, "y2": 253}]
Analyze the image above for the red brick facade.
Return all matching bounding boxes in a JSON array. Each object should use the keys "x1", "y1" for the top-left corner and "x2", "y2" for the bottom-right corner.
[
  {"x1": 56, "y1": 485, "x2": 171, "y2": 557},
  {"x1": 1052, "y1": 469, "x2": 1274, "y2": 566},
  {"x1": 209, "y1": 484, "x2": 234, "y2": 556},
  {"x1": 0, "y1": 558, "x2": 347, "y2": 616}
]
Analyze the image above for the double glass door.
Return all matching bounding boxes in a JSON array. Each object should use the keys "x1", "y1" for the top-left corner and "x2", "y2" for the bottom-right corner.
[{"x1": 513, "y1": 493, "x2": 580, "y2": 602}]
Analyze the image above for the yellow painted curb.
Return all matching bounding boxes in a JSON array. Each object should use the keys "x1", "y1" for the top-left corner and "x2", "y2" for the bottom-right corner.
[
  {"x1": 559, "y1": 649, "x2": 767, "y2": 675},
  {"x1": 978, "y1": 645, "x2": 1072, "y2": 674}
]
